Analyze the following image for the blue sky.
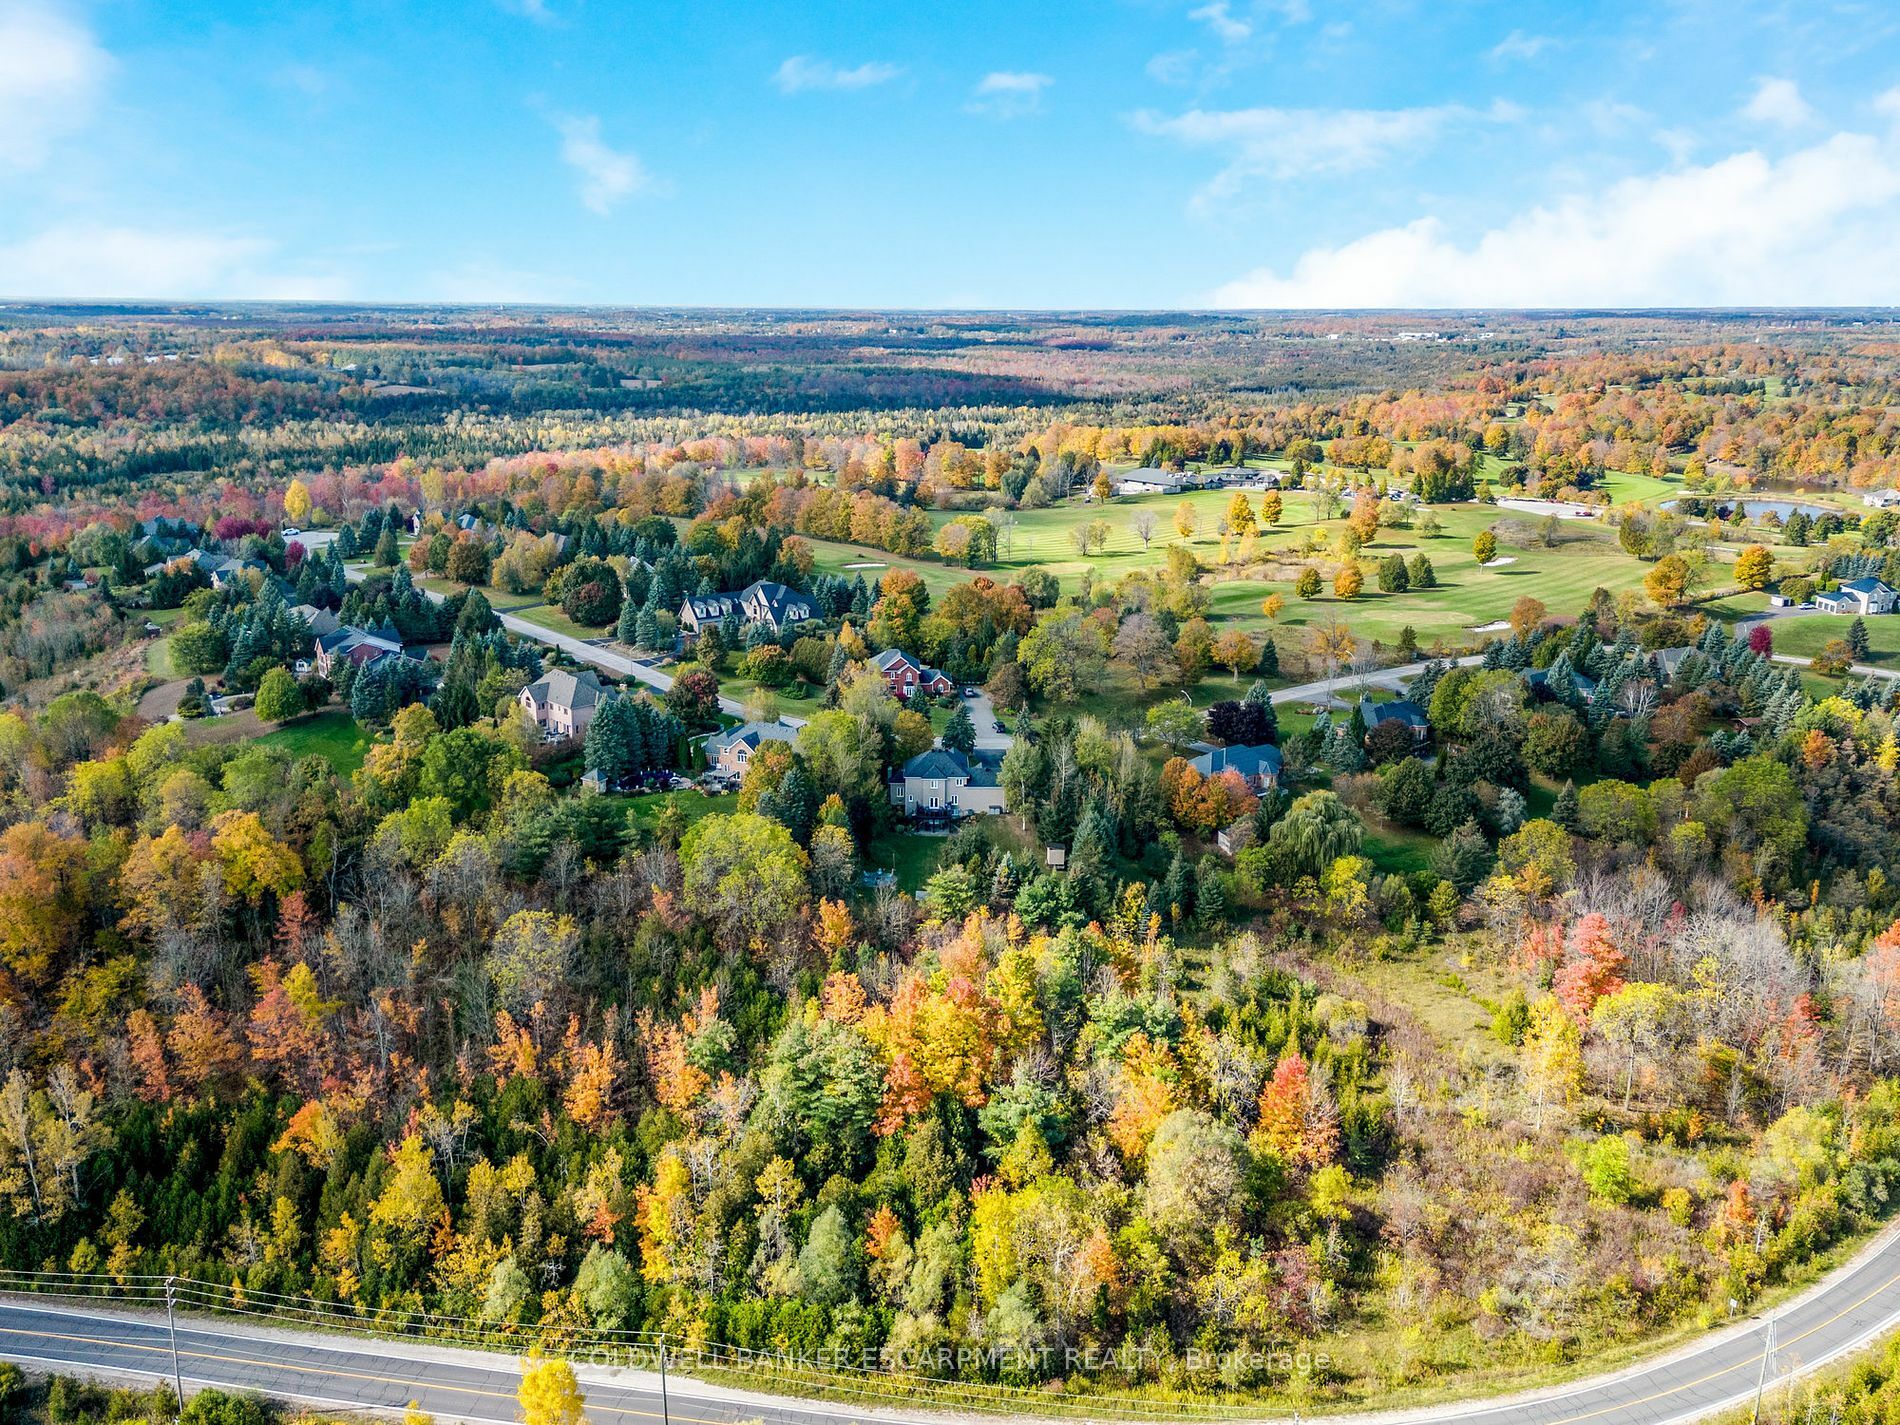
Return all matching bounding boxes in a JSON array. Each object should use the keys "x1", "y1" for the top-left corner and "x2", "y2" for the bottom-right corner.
[{"x1": 4, "y1": 0, "x2": 1900, "y2": 306}]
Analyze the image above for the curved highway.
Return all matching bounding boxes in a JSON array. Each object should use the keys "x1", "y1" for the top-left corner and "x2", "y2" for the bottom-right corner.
[{"x1": 5, "y1": 1223, "x2": 1900, "y2": 1425}]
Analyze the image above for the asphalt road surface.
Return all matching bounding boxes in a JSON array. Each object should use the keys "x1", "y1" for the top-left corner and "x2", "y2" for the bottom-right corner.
[{"x1": 6, "y1": 1223, "x2": 1900, "y2": 1425}]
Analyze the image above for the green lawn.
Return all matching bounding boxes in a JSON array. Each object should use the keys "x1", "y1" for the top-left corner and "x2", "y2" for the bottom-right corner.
[
  {"x1": 1362, "y1": 818, "x2": 1439, "y2": 876},
  {"x1": 509, "y1": 603, "x2": 615, "y2": 640},
  {"x1": 145, "y1": 638, "x2": 180, "y2": 679},
  {"x1": 415, "y1": 574, "x2": 541, "y2": 611},
  {"x1": 1205, "y1": 516, "x2": 1651, "y2": 650},
  {"x1": 1597, "y1": 469, "x2": 1682, "y2": 505},
  {"x1": 865, "y1": 831, "x2": 953, "y2": 891},
  {"x1": 620, "y1": 787, "x2": 727, "y2": 834},
  {"x1": 256, "y1": 710, "x2": 371, "y2": 777},
  {"x1": 1759, "y1": 613, "x2": 1900, "y2": 665}
]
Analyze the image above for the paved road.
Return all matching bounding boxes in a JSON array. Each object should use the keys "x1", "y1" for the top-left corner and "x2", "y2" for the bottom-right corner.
[
  {"x1": 1268, "y1": 654, "x2": 1485, "y2": 710},
  {"x1": 342, "y1": 562, "x2": 745, "y2": 717},
  {"x1": 7, "y1": 1223, "x2": 1900, "y2": 1425}
]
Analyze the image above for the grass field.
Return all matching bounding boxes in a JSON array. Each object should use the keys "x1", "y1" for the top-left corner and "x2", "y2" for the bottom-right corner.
[
  {"x1": 508, "y1": 603, "x2": 615, "y2": 640},
  {"x1": 144, "y1": 638, "x2": 179, "y2": 679},
  {"x1": 620, "y1": 787, "x2": 728, "y2": 834},
  {"x1": 1759, "y1": 613, "x2": 1900, "y2": 666},
  {"x1": 414, "y1": 574, "x2": 541, "y2": 611},
  {"x1": 256, "y1": 710, "x2": 371, "y2": 777}
]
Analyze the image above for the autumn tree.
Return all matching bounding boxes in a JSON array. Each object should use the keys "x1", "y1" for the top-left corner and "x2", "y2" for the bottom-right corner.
[
  {"x1": 1226, "y1": 491, "x2": 1256, "y2": 535},
  {"x1": 1645, "y1": 553, "x2": 1690, "y2": 607},
  {"x1": 282, "y1": 478, "x2": 312, "y2": 525},
  {"x1": 679, "y1": 812, "x2": 810, "y2": 957},
  {"x1": 1472, "y1": 528, "x2": 1498, "y2": 566},
  {"x1": 1212, "y1": 627, "x2": 1258, "y2": 678},
  {"x1": 518, "y1": 1354, "x2": 586, "y2": 1425},
  {"x1": 1732, "y1": 543, "x2": 1774, "y2": 590},
  {"x1": 1112, "y1": 614, "x2": 1177, "y2": 690}
]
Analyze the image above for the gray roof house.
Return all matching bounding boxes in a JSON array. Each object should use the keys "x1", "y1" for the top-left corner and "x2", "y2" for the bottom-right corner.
[
  {"x1": 678, "y1": 579, "x2": 819, "y2": 635},
  {"x1": 1188, "y1": 743, "x2": 1283, "y2": 792},
  {"x1": 1359, "y1": 697, "x2": 1431, "y2": 745},
  {"x1": 889, "y1": 747, "x2": 1006, "y2": 819},
  {"x1": 519, "y1": 668, "x2": 616, "y2": 741},
  {"x1": 312, "y1": 623, "x2": 403, "y2": 678},
  {"x1": 292, "y1": 604, "x2": 343, "y2": 639},
  {"x1": 1117, "y1": 468, "x2": 1193, "y2": 496},
  {"x1": 705, "y1": 720, "x2": 797, "y2": 775}
]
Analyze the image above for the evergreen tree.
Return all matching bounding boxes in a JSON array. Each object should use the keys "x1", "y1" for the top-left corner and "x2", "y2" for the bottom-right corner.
[
  {"x1": 1850, "y1": 616, "x2": 1871, "y2": 661},
  {"x1": 943, "y1": 704, "x2": 977, "y2": 757},
  {"x1": 1552, "y1": 779, "x2": 1581, "y2": 831}
]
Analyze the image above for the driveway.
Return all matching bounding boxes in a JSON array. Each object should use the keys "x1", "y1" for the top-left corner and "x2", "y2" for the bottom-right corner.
[{"x1": 962, "y1": 689, "x2": 1012, "y2": 751}]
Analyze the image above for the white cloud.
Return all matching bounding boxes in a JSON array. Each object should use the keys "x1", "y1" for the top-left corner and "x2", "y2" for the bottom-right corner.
[
  {"x1": 553, "y1": 114, "x2": 649, "y2": 215},
  {"x1": 1133, "y1": 101, "x2": 1504, "y2": 210},
  {"x1": 0, "y1": 0, "x2": 112, "y2": 172},
  {"x1": 1190, "y1": 1, "x2": 1251, "y2": 45},
  {"x1": 967, "y1": 71, "x2": 1052, "y2": 119},
  {"x1": 0, "y1": 224, "x2": 353, "y2": 300},
  {"x1": 774, "y1": 55, "x2": 902, "y2": 94},
  {"x1": 1146, "y1": 49, "x2": 1199, "y2": 86},
  {"x1": 1743, "y1": 77, "x2": 1814, "y2": 129},
  {"x1": 1487, "y1": 30, "x2": 1552, "y2": 63},
  {"x1": 495, "y1": 0, "x2": 554, "y2": 21},
  {"x1": 1207, "y1": 131, "x2": 1900, "y2": 307}
]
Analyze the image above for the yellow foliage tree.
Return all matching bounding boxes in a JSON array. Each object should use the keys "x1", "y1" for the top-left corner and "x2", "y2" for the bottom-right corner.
[
  {"x1": 282, "y1": 479, "x2": 312, "y2": 526},
  {"x1": 518, "y1": 1354, "x2": 586, "y2": 1425}
]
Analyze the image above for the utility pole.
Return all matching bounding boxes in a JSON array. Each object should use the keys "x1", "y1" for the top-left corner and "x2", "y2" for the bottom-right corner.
[
  {"x1": 164, "y1": 1277, "x2": 184, "y2": 1414},
  {"x1": 656, "y1": 1337, "x2": 670, "y2": 1425},
  {"x1": 1751, "y1": 1313, "x2": 1777, "y2": 1424}
]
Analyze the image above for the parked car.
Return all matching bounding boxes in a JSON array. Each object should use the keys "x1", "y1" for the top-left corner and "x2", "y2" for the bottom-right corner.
[{"x1": 962, "y1": 686, "x2": 980, "y2": 698}]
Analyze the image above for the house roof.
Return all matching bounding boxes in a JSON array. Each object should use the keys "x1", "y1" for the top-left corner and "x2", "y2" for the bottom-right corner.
[
  {"x1": 897, "y1": 747, "x2": 1002, "y2": 787},
  {"x1": 1840, "y1": 576, "x2": 1894, "y2": 596},
  {"x1": 1120, "y1": 467, "x2": 1186, "y2": 488},
  {"x1": 1359, "y1": 697, "x2": 1428, "y2": 728},
  {"x1": 525, "y1": 667, "x2": 613, "y2": 710},
  {"x1": 680, "y1": 592, "x2": 738, "y2": 620},
  {"x1": 742, "y1": 580, "x2": 817, "y2": 619},
  {"x1": 1189, "y1": 743, "x2": 1284, "y2": 779},
  {"x1": 872, "y1": 648, "x2": 948, "y2": 682},
  {"x1": 292, "y1": 605, "x2": 343, "y2": 638},
  {"x1": 706, "y1": 721, "x2": 797, "y2": 757}
]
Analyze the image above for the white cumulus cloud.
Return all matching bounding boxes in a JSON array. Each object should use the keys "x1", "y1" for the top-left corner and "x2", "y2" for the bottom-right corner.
[
  {"x1": 0, "y1": 0, "x2": 112, "y2": 172},
  {"x1": 554, "y1": 114, "x2": 650, "y2": 215},
  {"x1": 1190, "y1": 1, "x2": 1251, "y2": 45},
  {"x1": 1207, "y1": 131, "x2": 1900, "y2": 307},
  {"x1": 0, "y1": 224, "x2": 354, "y2": 300},
  {"x1": 968, "y1": 71, "x2": 1052, "y2": 119},
  {"x1": 1743, "y1": 77, "x2": 1814, "y2": 129},
  {"x1": 774, "y1": 56, "x2": 902, "y2": 94},
  {"x1": 1133, "y1": 101, "x2": 1506, "y2": 210}
]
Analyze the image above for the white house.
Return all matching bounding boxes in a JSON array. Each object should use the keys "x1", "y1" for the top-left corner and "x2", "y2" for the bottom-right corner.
[
  {"x1": 1863, "y1": 489, "x2": 1900, "y2": 509},
  {"x1": 1815, "y1": 577, "x2": 1898, "y2": 616}
]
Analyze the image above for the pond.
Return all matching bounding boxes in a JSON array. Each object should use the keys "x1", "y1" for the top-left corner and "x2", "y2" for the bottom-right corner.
[{"x1": 1659, "y1": 496, "x2": 1835, "y2": 521}]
